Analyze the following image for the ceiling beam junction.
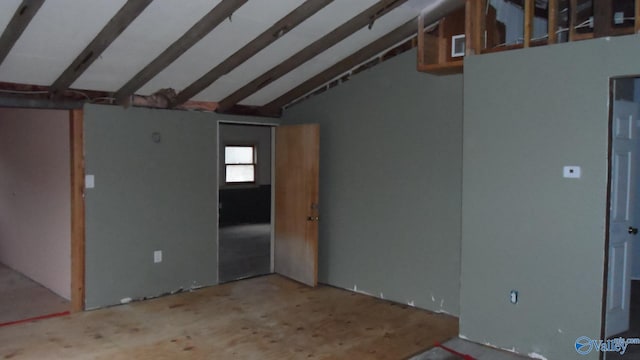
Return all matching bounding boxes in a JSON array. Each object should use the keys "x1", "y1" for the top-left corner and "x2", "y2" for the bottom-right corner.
[
  {"x1": 215, "y1": 0, "x2": 409, "y2": 113},
  {"x1": 0, "y1": 0, "x2": 45, "y2": 67},
  {"x1": 113, "y1": 0, "x2": 249, "y2": 104},
  {"x1": 170, "y1": 0, "x2": 334, "y2": 108},
  {"x1": 49, "y1": 0, "x2": 154, "y2": 97}
]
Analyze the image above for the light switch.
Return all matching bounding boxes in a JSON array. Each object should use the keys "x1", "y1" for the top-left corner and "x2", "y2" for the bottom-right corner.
[
  {"x1": 563, "y1": 166, "x2": 581, "y2": 179},
  {"x1": 85, "y1": 174, "x2": 95, "y2": 188}
]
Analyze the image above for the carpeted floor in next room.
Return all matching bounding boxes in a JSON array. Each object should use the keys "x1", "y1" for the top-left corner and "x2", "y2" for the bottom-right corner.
[
  {"x1": 218, "y1": 223, "x2": 271, "y2": 283},
  {"x1": 0, "y1": 263, "x2": 69, "y2": 325}
]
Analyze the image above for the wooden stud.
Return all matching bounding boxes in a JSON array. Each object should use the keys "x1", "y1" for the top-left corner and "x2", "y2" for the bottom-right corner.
[
  {"x1": 50, "y1": 0, "x2": 153, "y2": 96},
  {"x1": 569, "y1": 0, "x2": 577, "y2": 41},
  {"x1": 262, "y1": 18, "x2": 417, "y2": 113},
  {"x1": 548, "y1": 0, "x2": 558, "y2": 43},
  {"x1": 437, "y1": 17, "x2": 447, "y2": 64},
  {"x1": 480, "y1": 0, "x2": 487, "y2": 50},
  {"x1": 417, "y1": 11, "x2": 425, "y2": 68},
  {"x1": 467, "y1": 0, "x2": 485, "y2": 53},
  {"x1": 593, "y1": 0, "x2": 612, "y2": 38},
  {"x1": 523, "y1": 0, "x2": 534, "y2": 47},
  {"x1": 216, "y1": 0, "x2": 409, "y2": 112},
  {"x1": 464, "y1": 0, "x2": 475, "y2": 55},
  {"x1": 0, "y1": 0, "x2": 45, "y2": 66},
  {"x1": 171, "y1": 0, "x2": 333, "y2": 108},
  {"x1": 114, "y1": 0, "x2": 248, "y2": 104},
  {"x1": 70, "y1": 109, "x2": 85, "y2": 313},
  {"x1": 636, "y1": 0, "x2": 640, "y2": 33}
]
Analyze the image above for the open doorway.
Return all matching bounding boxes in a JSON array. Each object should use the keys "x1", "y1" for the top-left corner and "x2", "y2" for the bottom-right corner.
[
  {"x1": 604, "y1": 77, "x2": 640, "y2": 359},
  {"x1": 217, "y1": 123, "x2": 273, "y2": 283},
  {"x1": 0, "y1": 107, "x2": 71, "y2": 325}
]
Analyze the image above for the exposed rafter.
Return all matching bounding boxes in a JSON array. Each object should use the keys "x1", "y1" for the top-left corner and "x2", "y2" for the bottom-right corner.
[
  {"x1": 113, "y1": 0, "x2": 248, "y2": 104},
  {"x1": 49, "y1": 0, "x2": 153, "y2": 96},
  {"x1": 0, "y1": 0, "x2": 44, "y2": 67},
  {"x1": 216, "y1": 0, "x2": 409, "y2": 112},
  {"x1": 262, "y1": 18, "x2": 417, "y2": 113},
  {"x1": 171, "y1": 0, "x2": 333, "y2": 107}
]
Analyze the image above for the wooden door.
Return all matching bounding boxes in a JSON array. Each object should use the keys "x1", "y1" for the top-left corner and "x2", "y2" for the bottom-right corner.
[
  {"x1": 606, "y1": 99, "x2": 639, "y2": 337},
  {"x1": 274, "y1": 124, "x2": 319, "y2": 287}
]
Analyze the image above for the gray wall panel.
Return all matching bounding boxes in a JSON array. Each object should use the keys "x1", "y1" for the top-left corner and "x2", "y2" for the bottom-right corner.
[{"x1": 282, "y1": 50, "x2": 463, "y2": 315}]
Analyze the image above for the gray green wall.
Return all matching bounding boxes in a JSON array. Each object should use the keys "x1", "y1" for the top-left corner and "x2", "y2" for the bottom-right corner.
[
  {"x1": 461, "y1": 35, "x2": 640, "y2": 360},
  {"x1": 83, "y1": 104, "x2": 271, "y2": 309},
  {"x1": 282, "y1": 50, "x2": 463, "y2": 315}
]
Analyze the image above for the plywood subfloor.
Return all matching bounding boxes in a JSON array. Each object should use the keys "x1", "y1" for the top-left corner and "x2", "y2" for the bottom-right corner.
[
  {"x1": 0, "y1": 275, "x2": 457, "y2": 359},
  {"x1": 0, "y1": 263, "x2": 69, "y2": 324}
]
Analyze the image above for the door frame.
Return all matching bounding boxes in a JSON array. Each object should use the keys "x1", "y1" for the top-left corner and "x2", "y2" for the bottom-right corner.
[
  {"x1": 601, "y1": 76, "x2": 640, "y2": 348},
  {"x1": 0, "y1": 106, "x2": 85, "y2": 312},
  {"x1": 70, "y1": 109, "x2": 85, "y2": 312},
  {"x1": 216, "y1": 119, "x2": 278, "y2": 283}
]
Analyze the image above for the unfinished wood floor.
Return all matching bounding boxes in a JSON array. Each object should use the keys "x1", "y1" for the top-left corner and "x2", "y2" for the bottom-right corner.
[{"x1": 0, "y1": 275, "x2": 457, "y2": 359}]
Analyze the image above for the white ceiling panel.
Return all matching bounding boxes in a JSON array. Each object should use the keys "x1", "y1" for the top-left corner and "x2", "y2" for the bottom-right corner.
[
  {"x1": 241, "y1": 6, "x2": 418, "y2": 106},
  {"x1": 137, "y1": 0, "x2": 306, "y2": 97},
  {"x1": 0, "y1": 0, "x2": 127, "y2": 86},
  {"x1": 0, "y1": 0, "x2": 446, "y2": 108},
  {"x1": 73, "y1": 0, "x2": 223, "y2": 92},
  {"x1": 189, "y1": 0, "x2": 378, "y2": 103}
]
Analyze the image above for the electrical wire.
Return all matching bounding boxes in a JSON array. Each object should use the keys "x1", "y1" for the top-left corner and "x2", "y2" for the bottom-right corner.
[
  {"x1": 0, "y1": 89, "x2": 48, "y2": 95},
  {"x1": 0, "y1": 87, "x2": 117, "y2": 104}
]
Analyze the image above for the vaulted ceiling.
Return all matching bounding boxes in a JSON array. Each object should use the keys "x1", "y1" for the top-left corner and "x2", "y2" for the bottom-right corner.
[{"x1": 0, "y1": 0, "x2": 463, "y2": 116}]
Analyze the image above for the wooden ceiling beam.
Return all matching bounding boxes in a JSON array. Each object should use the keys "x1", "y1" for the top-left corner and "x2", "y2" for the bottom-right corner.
[
  {"x1": 49, "y1": 0, "x2": 153, "y2": 96},
  {"x1": 262, "y1": 18, "x2": 417, "y2": 113},
  {"x1": 221, "y1": 104, "x2": 282, "y2": 118},
  {"x1": 0, "y1": 0, "x2": 45, "y2": 66},
  {"x1": 171, "y1": 0, "x2": 333, "y2": 107},
  {"x1": 216, "y1": 0, "x2": 408, "y2": 112},
  {"x1": 113, "y1": 0, "x2": 248, "y2": 104}
]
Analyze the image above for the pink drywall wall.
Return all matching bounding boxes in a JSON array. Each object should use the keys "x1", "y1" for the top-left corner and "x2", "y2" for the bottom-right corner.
[{"x1": 0, "y1": 108, "x2": 70, "y2": 299}]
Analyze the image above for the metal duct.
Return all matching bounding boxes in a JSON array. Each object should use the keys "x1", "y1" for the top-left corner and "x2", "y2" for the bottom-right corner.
[{"x1": 417, "y1": 0, "x2": 466, "y2": 24}]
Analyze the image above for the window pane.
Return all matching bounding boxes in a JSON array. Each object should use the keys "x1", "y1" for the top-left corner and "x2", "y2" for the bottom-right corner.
[
  {"x1": 226, "y1": 165, "x2": 255, "y2": 182},
  {"x1": 225, "y1": 146, "x2": 254, "y2": 164}
]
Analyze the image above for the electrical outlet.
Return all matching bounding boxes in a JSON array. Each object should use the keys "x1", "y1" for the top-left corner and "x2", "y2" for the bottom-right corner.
[
  {"x1": 563, "y1": 166, "x2": 581, "y2": 179},
  {"x1": 510, "y1": 290, "x2": 518, "y2": 304},
  {"x1": 154, "y1": 250, "x2": 162, "y2": 263}
]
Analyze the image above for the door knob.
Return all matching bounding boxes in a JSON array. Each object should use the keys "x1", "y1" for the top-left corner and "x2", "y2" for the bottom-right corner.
[
  {"x1": 628, "y1": 226, "x2": 638, "y2": 235},
  {"x1": 307, "y1": 216, "x2": 319, "y2": 221}
]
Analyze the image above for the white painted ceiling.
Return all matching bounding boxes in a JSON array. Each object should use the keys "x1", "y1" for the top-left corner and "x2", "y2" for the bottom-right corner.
[{"x1": 0, "y1": 0, "x2": 440, "y2": 107}]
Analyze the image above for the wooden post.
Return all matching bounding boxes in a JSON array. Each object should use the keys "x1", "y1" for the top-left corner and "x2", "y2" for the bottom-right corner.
[
  {"x1": 465, "y1": 0, "x2": 483, "y2": 55},
  {"x1": 569, "y1": 0, "x2": 577, "y2": 41},
  {"x1": 593, "y1": 0, "x2": 612, "y2": 38},
  {"x1": 548, "y1": 0, "x2": 558, "y2": 44},
  {"x1": 636, "y1": 0, "x2": 640, "y2": 33},
  {"x1": 417, "y1": 13, "x2": 424, "y2": 67},
  {"x1": 70, "y1": 109, "x2": 85, "y2": 313},
  {"x1": 465, "y1": 0, "x2": 484, "y2": 55},
  {"x1": 437, "y1": 17, "x2": 447, "y2": 64},
  {"x1": 523, "y1": 0, "x2": 534, "y2": 47}
]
